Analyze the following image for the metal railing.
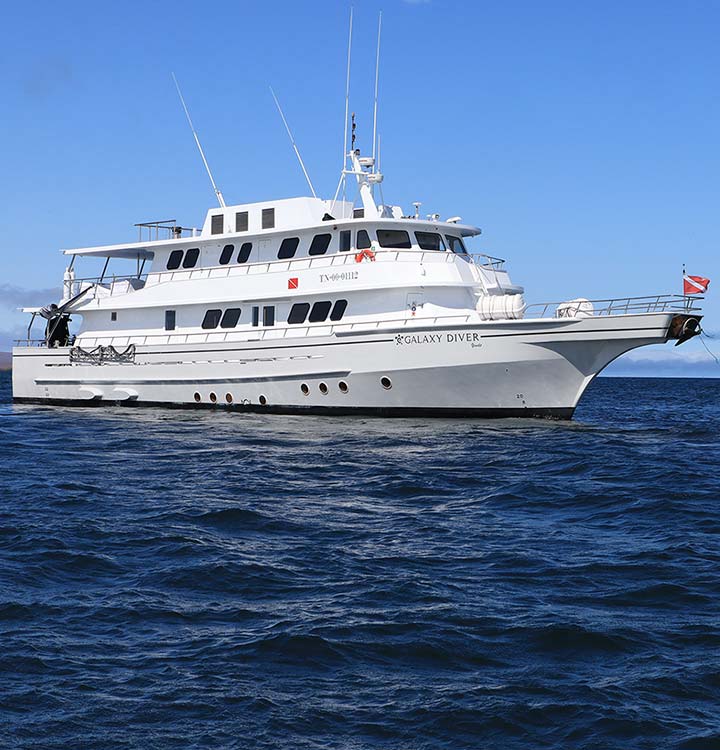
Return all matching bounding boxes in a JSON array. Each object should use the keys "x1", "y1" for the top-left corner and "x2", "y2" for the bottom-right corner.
[
  {"x1": 134, "y1": 220, "x2": 199, "y2": 242},
  {"x1": 12, "y1": 339, "x2": 47, "y2": 347},
  {"x1": 467, "y1": 253, "x2": 506, "y2": 270},
  {"x1": 15, "y1": 293, "x2": 702, "y2": 351},
  {"x1": 525, "y1": 294, "x2": 703, "y2": 318},
  {"x1": 61, "y1": 248, "x2": 501, "y2": 293}
]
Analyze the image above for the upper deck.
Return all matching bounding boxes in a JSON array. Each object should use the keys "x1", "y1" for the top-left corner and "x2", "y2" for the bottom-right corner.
[{"x1": 62, "y1": 196, "x2": 482, "y2": 263}]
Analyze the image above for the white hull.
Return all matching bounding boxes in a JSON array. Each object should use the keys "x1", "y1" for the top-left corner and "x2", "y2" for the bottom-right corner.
[{"x1": 12, "y1": 312, "x2": 679, "y2": 418}]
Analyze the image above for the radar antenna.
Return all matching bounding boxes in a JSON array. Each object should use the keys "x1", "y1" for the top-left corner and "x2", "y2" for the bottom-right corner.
[
  {"x1": 171, "y1": 72, "x2": 226, "y2": 208},
  {"x1": 270, "y1": 87, "x2": 317, "y2": 198}
]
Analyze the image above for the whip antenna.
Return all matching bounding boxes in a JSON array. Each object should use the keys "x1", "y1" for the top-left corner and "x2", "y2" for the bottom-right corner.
[
  {"x1": 343, "y1": 7, "x2": 354, "y2": 169},
  {"x1": 171, "y1": 72, "x2": 226, "y2": 208},
  {"x1": 372, "y1": 11, "x2": 382, "y2": 164},
  {"x1": 270, "y1": 87, "x2": 317, "y2": 198}
]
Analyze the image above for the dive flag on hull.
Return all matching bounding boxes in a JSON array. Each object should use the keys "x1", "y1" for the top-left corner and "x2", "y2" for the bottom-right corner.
[{"x1": 683, "y1": 275, "x2": 710, "y2": 294}]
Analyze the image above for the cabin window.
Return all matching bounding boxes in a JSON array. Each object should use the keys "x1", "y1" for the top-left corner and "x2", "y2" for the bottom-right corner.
[
  {"x1": 237, "y1": 242, "x2": 252, "y2": 263},
  {"x1": 330, "y1": 299, "x2": 348, "y2": 321},
  {"x1": 263, "y1": 306, "x2": 275, "y2": 326},
  {"x1": 219, "y1": 244, "x2": 234, "y2": 265},
  {"x1": 377, "y1": 229, "x2": 411, "y2": 249},
  {"x1": 446, "y1": 235, "x2": 468, "y2": 255},
  {"x1": 202, "y1": 309, "x2": 222, "y2": 329},
  {"x1": 339, "y1": 230, "x2": 351, "y2": 252},
  {"x1": 356, "y1": 230, "x2": 371, "y2": 249},
  {"x1": 309, "y1": 301, "x2": 332, "y2": 323},
  {"x1": 211, "y1": 215, "x2": 224, "y2": 235},
  {"x1": 353, "y1": 208, "x2": 365, "y2": 219},
  {"x1": 165, "y1": 310, "x2": 176, "y2": 331},
  {"x1": 415, "y1": 232, "x2": 446, "y2": 252},
  {"x1": 288, "y1": 302, "x2": 310, "y2": 324},
  {"x1": 110, "y1": 312, "x2": 117, "y2": 321},
  {"x1": 167, "y1": 249, "x2": 184, "y2": 270},
  {"x1": 262, "y1": 208, "x2": 275, "y2": 229},
  {"x1": 221, "y1": 308, "x2": 241, "y2": 328},
  {"x1": 309, "y1": 233, "x2": 332, "y2": 256},
  {"x1": 235, "y1": 211, "x2": 249, "y2": 232},
  {"x1": 183, "y1": 248, "x2": 200, "y2": 268},
  {"x1": 252, "y1": 306, "x2": 259, "y2": 327},
  {"x1": 277, "y1": 237, "x2": 300, "y2": 259}
]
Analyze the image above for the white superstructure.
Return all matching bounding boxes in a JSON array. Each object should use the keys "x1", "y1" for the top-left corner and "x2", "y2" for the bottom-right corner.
[{"x1": 12, "y1": 127, "x2": 703, "y2": 418}]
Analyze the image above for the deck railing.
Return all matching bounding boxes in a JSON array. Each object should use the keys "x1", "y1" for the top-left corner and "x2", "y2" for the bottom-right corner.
[{"x1": 525, "y1": 294, "x2": 702, "y2": 318}]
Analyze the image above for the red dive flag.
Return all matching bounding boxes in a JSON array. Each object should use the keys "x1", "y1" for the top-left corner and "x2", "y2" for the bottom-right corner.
[
  {"x1": 288, "y1": 277, "x2": 299, "y2": 290},
  {"x1": 683, "y1": 275, "x2": 710, "y2": 294}
]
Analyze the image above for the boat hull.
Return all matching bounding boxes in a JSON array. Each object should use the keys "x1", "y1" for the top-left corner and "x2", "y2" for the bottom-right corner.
[{"x1": 11, "y1": 312, "x2": 689, "y2": 419}]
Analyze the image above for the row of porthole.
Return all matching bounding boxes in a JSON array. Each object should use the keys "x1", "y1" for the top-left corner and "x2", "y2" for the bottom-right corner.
[
  {"x1": 300, "y1": 377, "x2": 392, "y2": 395},
  {"x1": 192, "y1": 377, "x2": 393, "y2": 405},
  {"x1": 194, "y1": 391, "x2": 268, "y2": 406}
]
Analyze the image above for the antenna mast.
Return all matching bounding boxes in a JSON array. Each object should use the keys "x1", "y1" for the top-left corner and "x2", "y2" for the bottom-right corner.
[
  {"x1": 372, "y1": 11, "x2": 382, "y2": 164},
  {"x1": 270, "y1": 87, "x2": 317, "y2": 198},
  {"x1": 171, "y1": 72, "x2": 226, "y2": 208},
  {"x1": 342, "y1": 6, "x2": 354, "y2": 213}
]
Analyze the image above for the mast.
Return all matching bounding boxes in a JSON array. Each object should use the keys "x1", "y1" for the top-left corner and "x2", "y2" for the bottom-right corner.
[{"x1": 172, "y1": 73, "x2": 226, "y2": 209}]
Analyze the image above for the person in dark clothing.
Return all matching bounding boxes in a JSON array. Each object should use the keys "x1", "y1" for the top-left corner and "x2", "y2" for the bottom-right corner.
[{"x1": 45, "y1": 305, "x2": 71, "y2": 347}]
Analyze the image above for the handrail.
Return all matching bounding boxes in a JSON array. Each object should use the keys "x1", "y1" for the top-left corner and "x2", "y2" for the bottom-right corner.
[
  {"x1": 467, "y1": 253, "x2": 506, "y2": 270},
  {"x1": 64, "y1": 248, "x2": 503, "y2": 293},
  {"x1": 525, "y1": 294, "x2": 702, "y2": 318},
  {"x1": 17, "y1": 292, "x2": 700, "y2": 351}
]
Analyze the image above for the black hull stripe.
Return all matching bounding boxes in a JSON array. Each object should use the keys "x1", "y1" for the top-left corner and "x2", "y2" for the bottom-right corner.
[{"x1": 11, "y1": 397, "x2": 575, "y2": 420}]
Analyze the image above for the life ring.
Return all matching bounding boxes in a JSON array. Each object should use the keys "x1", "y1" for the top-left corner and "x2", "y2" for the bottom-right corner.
[{"x1": 354, "y1": 247, "x2": 376, "y2": 263}]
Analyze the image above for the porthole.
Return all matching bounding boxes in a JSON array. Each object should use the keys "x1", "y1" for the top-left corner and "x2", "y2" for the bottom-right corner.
[
  {"x1": 225, "y1": 393, "x2": 233, "y2": 404},
  {"x1": 193, "y1": 392, "x2": 201, "y2": 403},
  {"x1": 259, "y1": 394, "x2": 268, "y2": 406},
  {"x1": 338, "y1": 381, "x2": 349, "y2": 394},
  {"x1": 319, "y1": 382, "x2": 328, "y2": 395},
  {"x1": 301, "y1": 383, "x2": 310, "y2": 396},
  {"x1": 209, "y1": 392, "x2": 217, "y2": 403},
  {"x1": 380, "y1": 376, "x2": 392, "y2": 390}
]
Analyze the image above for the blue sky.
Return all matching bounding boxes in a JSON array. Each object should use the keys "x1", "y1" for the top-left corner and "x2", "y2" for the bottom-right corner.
[{"x1": 1, "y1": 0, "x2": 718, "y2": 375}]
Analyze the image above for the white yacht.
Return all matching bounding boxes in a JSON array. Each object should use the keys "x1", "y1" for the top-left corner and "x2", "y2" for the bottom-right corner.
[{"x1": 12, "y1": 121, "x2": 703, "y2": 418}]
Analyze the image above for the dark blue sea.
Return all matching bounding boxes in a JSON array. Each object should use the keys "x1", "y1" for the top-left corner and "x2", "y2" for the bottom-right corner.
[{"x1": 1, "y1": 372, "x2": 719, "y2": 750}]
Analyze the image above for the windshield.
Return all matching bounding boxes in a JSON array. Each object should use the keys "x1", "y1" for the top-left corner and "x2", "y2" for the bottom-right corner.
[{"x1": 445, "y1": 235, "x2": 468, "y2": 255}]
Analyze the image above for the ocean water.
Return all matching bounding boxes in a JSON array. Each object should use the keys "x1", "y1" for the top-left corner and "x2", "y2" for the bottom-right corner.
[{"x1": 1, "y1": 371, "x2": 719, "y2": 750}]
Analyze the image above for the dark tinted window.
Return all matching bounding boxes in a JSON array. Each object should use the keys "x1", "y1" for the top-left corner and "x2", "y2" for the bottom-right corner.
[
  {"x1": 262, "y1": 208, "x2": 275, "y2": 229},
  {"x1": 353, "y1": 208, "x2": 364, "y2": 219},
  {"x1": 167, "y1": 249, "x2": 183, "y2": 270},
  {"x1": 377, "y1": 229, "x2": 411, "y2": 249},
  {"x1": 309, "y1": 233, "x2": 331, "y2": 256},
  {"x1": 446, "y1": 235, "x2": 468, "y2": 254},
  {"x1": 221, "y1": 308, "x2": 241, "y2": 328},
  {"x1": 356, "y1": 230, "x2": 371, "y2": 249},
  {"x1": 165, "y1": 310, "x2": 176, "y2": 331},
  {"x1": 278, "y1": 237, "x2": 300, "y2": 259},
  {"x1": 211, "y1": 215, "x2": 224, "y2": 234},
  {"x1": 235, "y1": 211, "x2": 249, "y2": 232},
  {"x1": 288, "y1": 303, "x2": 310, "y2": 324},
  {"x1": 219, "y1": 244, "x2": 234, "y2": 265},
  {"x1": 237, "y1": 242, "x2": 252, "y2": 263},
  {"x1": 309, "y1": 301, "x2": 332, "y2": 323},
  {"x1": 415, "y1": 232, "x2": 446, "y2": 251},
  {"x1": 330, "y1": 299, "x2": 348, "y2": 321},
  {"x1": 183, "y1": 248, "x2": 200, "y2": 268},
  {"x1": 339, "y1": 230, "x2": 351, "y2": 252},
  {"x1": 263, "y1": 306, "x2": 275, "y2": 326},
  {"x1": 252, "y1": 306, "x2": 259, "y2": 327},
  {"x1": 202, "y1": 309, "x2": 222, "y2": 329}
]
